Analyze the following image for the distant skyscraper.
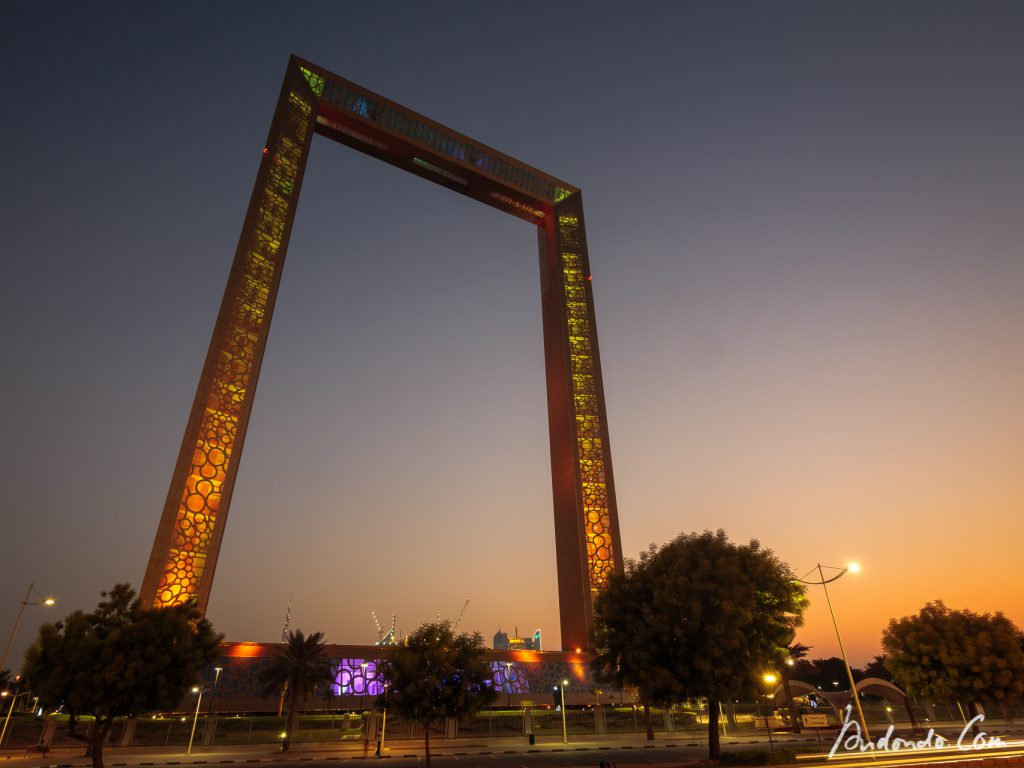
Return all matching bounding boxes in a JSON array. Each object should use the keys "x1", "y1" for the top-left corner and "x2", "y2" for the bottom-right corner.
[{"x1": 493, "y1": 627, "x2": 541, "y2": 651}]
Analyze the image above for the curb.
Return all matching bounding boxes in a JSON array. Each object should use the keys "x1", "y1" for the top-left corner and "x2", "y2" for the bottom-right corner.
[
  {"x1": 29, "y1": 731, "x2": 1024, "y2": 768},
  {"x1": 19, "y1": 738, "x2": 790, "y2": 768}
]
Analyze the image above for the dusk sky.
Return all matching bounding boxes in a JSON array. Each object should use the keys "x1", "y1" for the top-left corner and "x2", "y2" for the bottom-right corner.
[{"x1": 2, "y1": 1, "x2": 1022, "y2": 670}]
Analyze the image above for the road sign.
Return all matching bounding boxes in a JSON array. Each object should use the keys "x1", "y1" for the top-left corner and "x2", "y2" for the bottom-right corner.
[{"x1": 802, "y1": 713, "x2": 830, "y2": 728}]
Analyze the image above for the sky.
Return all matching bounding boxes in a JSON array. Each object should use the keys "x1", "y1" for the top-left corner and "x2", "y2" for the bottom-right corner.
[{"x1": 1, "y1": 1, "x2": 1022, "y2": 671}]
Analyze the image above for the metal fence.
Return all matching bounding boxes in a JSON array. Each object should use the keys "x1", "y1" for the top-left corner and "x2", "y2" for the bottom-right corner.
[
  {"x1": 4, "y1": 699, "x2": 1023, "y2": 753},
  {"x1": 456, "y1": 712, "x2": 524, "y2": 739},
  {"x1": 0, "y1": 718, "x2": 44, "y2": 750},
  {"x1": 532, "y1": 709, "x2": 596, "y2": 736}
]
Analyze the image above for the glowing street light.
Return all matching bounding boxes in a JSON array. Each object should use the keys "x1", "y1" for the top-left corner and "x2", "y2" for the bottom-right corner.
[
  {"x1": 798, "y1": 562, "x2": 870, "y2": 740},
  {"x1": 377, "y1": 681, "x2": 391, "y2": 758},
  {"x1": 187, "y1": 686, "x2": 206, "y2": 755},
  {"x1": 555, "y1": 679, "x2": 569, "y2": 743},
  {"x1": 0, "y1": 583, "x2": 57, "y2": 673},
  {"x1": 207, "y1": 667, "x2": 223, "y2": 718},
  {"x1": 760, "y1": 674, "x2": 778, "y2": 752}
]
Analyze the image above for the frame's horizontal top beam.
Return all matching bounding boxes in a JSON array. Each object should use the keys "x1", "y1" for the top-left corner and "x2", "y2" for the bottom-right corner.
[{"x1": 293, "y1": 56, "x2": 578, "y2": 210}]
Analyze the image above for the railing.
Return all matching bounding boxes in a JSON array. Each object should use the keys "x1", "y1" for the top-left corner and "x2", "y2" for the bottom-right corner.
[{"x1": 4, "y1": 700, "x2": 1023, "y2": 753}]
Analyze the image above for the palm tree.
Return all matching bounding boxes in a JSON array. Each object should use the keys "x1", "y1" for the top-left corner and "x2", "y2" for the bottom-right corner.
[
  {"x1": 259, "y1": 630, "x2": 335, "y2": 752},
  {"x1": 0, "y1": 669, "x2": 13, "y2": 692},
  {"x1": 781, "y1": 643, "x2": 811, "y2": 733}
]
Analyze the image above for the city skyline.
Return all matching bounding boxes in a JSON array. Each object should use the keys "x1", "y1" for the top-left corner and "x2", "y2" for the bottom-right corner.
[{"x1": 2, "y1": 1, "x2": 1023, "y2": 670}]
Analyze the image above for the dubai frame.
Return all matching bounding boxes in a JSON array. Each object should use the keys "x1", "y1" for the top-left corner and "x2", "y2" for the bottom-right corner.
[{"x1": 142, "y1": 56, "x2": 622, "y2": 651}]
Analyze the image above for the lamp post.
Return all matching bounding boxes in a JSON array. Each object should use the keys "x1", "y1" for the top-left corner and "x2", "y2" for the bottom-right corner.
[
  {"x1": 376, "y1": 682, "x2": 389, "y2": 758},
  {"x1": 0, "y1": 584, "x2": 56, "y2": 674},
  {"x1": 187, "y1": 686, "x2": 206, "y2": 755},
  {"x1": 207, "y1": 667, "x2": 222, "y2": 718},
  {"x1": 557, "y1": 679, "x2": 568, "y2": 744},
  {"x1": 798, "y1": 562, "x2": 870, "y2": 741},
  {"x1": 505, "y1": 663, "x2": 512, "y2": 709},
  {"x1": 781, "y1": 655, "x2": 801, "y2": 734},
  {"x1": 761, "y1": 674, "x2": 778, "y2": 752}
]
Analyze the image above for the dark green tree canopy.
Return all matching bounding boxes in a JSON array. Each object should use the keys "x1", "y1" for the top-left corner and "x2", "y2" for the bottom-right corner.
[
  {"x1": 791, "y1": 656, "x2": 866, "y2": 690},
  {"x1": 882, "y1": 601, "x2": 1024, "y2": 706},
  {"x1": 376, "y1": 620, "x2": 495, "y2": 767},
  {"x1": 21, "y1": 584, "x2": 221, "y2": 768},
  {"x1": 378, "y1": 620, "x2": 496, "y2": 724},
  {"x1": 862, "y1": 655, "x2": 891, "y2": 682},
  {"x1": 595, "y1": 529, "x2": 807, "y2": 703},
  {"x1": 592, "y1": 530, "x2": 807, "y2": 759}
]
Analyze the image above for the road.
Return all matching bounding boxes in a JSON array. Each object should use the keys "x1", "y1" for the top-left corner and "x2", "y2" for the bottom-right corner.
[
  {"x1": 0, "y1": 736, "x2": 783, "y2": 768},
  {"x1": 8, "y1": 722, "x2": 1024, "y2": 768}
]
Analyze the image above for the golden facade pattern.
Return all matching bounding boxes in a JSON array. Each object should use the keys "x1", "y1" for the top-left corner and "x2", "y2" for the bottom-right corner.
[
  {"x1": 554, "y1": 198, "x2": 616, "y2": 597},
  {"x1": 144, "y1": 71, "x2": 316, "y2": 608}
]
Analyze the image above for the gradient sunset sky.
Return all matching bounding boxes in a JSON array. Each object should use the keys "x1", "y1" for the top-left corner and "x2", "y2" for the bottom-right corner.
[{"x1": 2, "y1": 1, "x2": 1022, "y2": 669}]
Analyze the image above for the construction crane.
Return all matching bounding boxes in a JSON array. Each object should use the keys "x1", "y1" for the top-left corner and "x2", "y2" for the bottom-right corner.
[
  {"x1": 452, "y1": 597, "x2": 471, "y2": 630},
  {"x1": 372, "y1": 610, "x2": 397, "y2": 645},
  {"x1": 281, "y1": 598, "x2": 292, "y2": 642}
]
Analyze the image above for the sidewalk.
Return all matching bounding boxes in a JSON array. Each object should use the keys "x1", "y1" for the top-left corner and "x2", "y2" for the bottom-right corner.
[
  {"x1": 4, "y1": 731, "x2": 769, "y2": 768},
  {"x1": 7, "y1": 720, "x2": 1024, "y2": 768}
]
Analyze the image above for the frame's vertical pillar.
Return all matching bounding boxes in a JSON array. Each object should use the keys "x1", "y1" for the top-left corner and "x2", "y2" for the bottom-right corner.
[
  {"x1": 141, "y1": 60, "x2": 318, "y2": 611},
  {"x1": 539, "y1": 192, "x2": 623, "y2": 651}
]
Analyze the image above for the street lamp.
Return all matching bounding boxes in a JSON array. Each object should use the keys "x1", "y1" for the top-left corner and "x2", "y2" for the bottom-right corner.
[
  {"x1": 0, "y1": 584, "x2": 56, "y2": 673},
  {"x1": 555, "y1": 679, "x2": 569, "y2": 744},
  {"x1": 187, "y1": 686, "x2": 206, "y2": 755},
  {"x1": 798, "y1": 562, "x2": 870, "y2": 740},
  {"x1": 207, "y1": 667, "x2": 223, "y2": 718},
  {"x1": 761, "y1": 673, "x2": 778, "y2": 752},
  {"x1": 376, "y1": 681, "x2": 390, "y2": 758}
]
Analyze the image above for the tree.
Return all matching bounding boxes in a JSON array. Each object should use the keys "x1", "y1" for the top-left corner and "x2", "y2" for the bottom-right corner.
[
  {"x1": 882, "y1": 601, "x2": 1024, "y2": 728},
  {"x1": 21, "y1": 584, "x2": 220, "y2": 768},
  {"x1": 0, "y1": 669, "x2": 12, "y2": 692},
  {"x1": 862, "y1": 654, "x2": 892, "y2": 682},
  {"x1": 592, "y1": 530, "x2": 807, "y2": 760},
  {"x1": 589, "y1": 552, "x2": 661, "y2": 740},
  {"x1": 376, "y1": 620, "x2": 495, "y2": 768},
  {"x1": 804, "y1": 656, "x2": 864, "y2": 691},
  {"x1": 258, "y1": 630, "x2": 335, "y2": 752}
]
